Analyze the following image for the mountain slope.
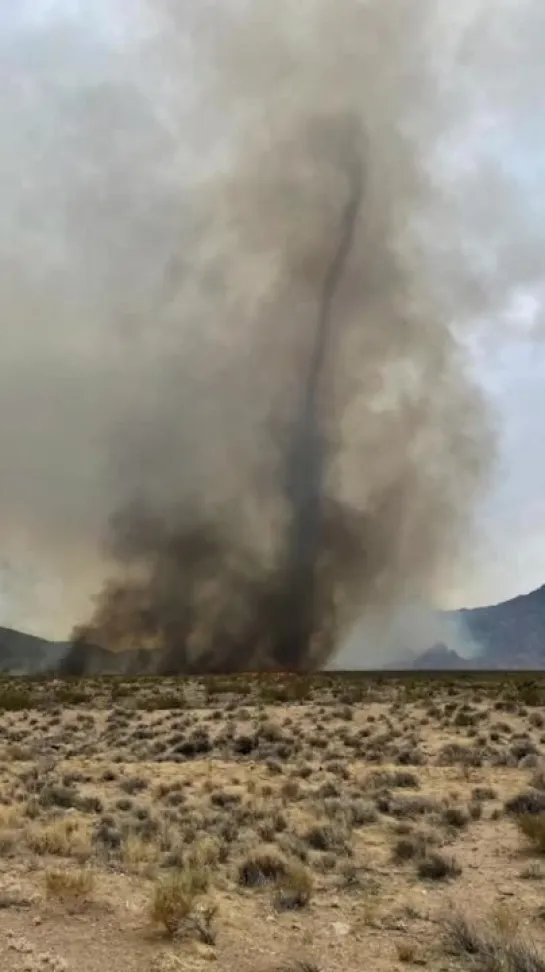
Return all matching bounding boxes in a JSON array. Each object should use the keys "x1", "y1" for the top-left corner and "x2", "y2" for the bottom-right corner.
[
  {"x1": 0, "y1": 627, "x2": 68, "y2": 674},
  {"x1": 385, "y1": 585, "x2": 545, "y2": 670},
  {"x1": 456, "y1": 584, "x2": 545, "y2": 669}
]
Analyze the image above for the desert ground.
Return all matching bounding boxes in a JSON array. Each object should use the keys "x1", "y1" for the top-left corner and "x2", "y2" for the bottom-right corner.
[{"x1": 1, "y1": 673, "x2": 545, "y2": 971}]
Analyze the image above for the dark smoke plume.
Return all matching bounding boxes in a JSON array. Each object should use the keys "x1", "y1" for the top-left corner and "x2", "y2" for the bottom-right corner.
[
  {"x1": 1, "y1": 1, "x2": 544, "y2": 670},
  {"x1": 67, "y1": 97, "x2": 489, "y2": 674},
  {"x1": 69, "y1": 120, "x2": 370, "y2": 673}
]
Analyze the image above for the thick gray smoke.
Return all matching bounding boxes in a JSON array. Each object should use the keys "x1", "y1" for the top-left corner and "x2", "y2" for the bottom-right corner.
[{"x1": 0, "y1": 0, "x2": 544, "y2": 671}]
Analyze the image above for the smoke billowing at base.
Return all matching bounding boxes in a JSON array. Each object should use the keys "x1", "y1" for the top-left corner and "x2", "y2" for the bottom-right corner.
[{"x1": 1, "y1": 0, "x2": 545, "y2": 673}]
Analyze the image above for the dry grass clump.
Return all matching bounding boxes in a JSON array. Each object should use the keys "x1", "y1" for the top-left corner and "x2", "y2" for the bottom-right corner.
[
  {"x1": 392, "y1": 832, "x2": 432, "y2": 863},
  {"x1": 150, "y1": 859, "x2": 211, "y2": 938},
  {"x1": 237, "y1": 846, "x2": 291, "y2": 887},
  {"x1": 302, "y1": 820, "x2": 351, "y2": 854},
  {"x1": 274, "y1": 860, "x2": 314, "y2": 910},
  {"x1": 122, "y1": 832, "x2": 163, "y2": 874},
  {"x1": 516, "y1": 813, "x2": 545, "y2": 855},
  {"x1": 151, "y1": 872, "x2": 197, "y2": 936},
  {"x1": 45, "y1": 867, "x2": 95, "y2": 905},
  {"x1": 395, "y1": 942, "x2": 418, "y2": 964},
  {"x1": 416, "y1": 851, "x2": 461, "y2": 881},
  {"x1": 446, "y1": 910, "x2": 545, "y2": 972},
  {"x1": 505, "y1": 792, "x2": 545, "y2": 817},
  {"x1": 27, "y1": 817, "x2": 92, "y2": 859},
  {"x1": 236, "y1": 844, "x2": 313, "y2": 909}
]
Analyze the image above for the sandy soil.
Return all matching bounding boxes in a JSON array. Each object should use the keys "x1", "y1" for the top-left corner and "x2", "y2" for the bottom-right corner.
[{"x1": 0, "y1": 672, "x2": 545, "y2": 972}]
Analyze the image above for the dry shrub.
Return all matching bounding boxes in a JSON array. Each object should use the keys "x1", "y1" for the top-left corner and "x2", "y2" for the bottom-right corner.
[
  {"x1": 188, "y1": 836, "x2": 222, "y2": 871},
  {"x1": 27, "y1": 818, "x2": 92, "y2": 859},
  {"x1": 516, "y1": 813, "x2": 545, "y2": 854},
  {"x1": 396, "y1": 942, "x2": 417, "y2": 963},
  {"x1": 0, "y1": 806, "x2": 19, "y2": 828},
  {"x1": 490, "y1": 902, "x2": 520, "y2": 941},
  {"x1": 122, "y1": 833, "x2": 161, "y2": 874},
  {"x1": 392, "y1": 832, "x2": 431, "y2": 862},
  {"x1": 446, "y1": 910, "x2": 545, "y2": 972},
  {"x1": 0, "y1": 829, "x2": 16, "y2": 855},
  {"x1": 150, "y1": 863, "x2": 210, "y2": 937},
  {"x1": 238, "y1": 846, "x2": 290, "y2": 887},
  {"x1": 417, "y1": 852, "x2": 461, "y2": 881},
  {"x1": 274, "y1": 861, "x2": 314, "y2": 910},
  {"x1": 151, "y1": 873, "x2": 196, "y2": 936},
  {"x1": 45, "y1": 868, "x2": 95, "y2": 905}
]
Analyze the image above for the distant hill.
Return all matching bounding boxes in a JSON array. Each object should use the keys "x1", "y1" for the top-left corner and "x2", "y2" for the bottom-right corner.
[
  {"x1": 385, "y1": 643, "x2": 468, "y2": 671},
  {"x1": 385, "y1": 585, "x2": 545, "y2": 671},
  {"x1": 0, "y1": 626, "x2": 68, "y2": 675},
  {"x1": 1, "y1": 582, "x2": 545, "y2": 673},
  {"x1": 0, "y1": 627, "x2": 156, "y2": 676},
  {"x1": 455, "y1": 584, "x2": 545, "y2": 669}
]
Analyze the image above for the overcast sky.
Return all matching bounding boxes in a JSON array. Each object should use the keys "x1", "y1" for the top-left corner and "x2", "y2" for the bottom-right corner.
[
  {"x1": 1, "y1": 0, "x2": 544, "y2": 638},
  {"x1": 450, "y1": 340, "x2": 545, "y2": 607}
]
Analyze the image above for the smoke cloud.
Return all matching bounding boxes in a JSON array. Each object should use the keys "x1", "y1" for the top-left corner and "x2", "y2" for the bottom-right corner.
[
  {"x1": 1, "y1": 0, "x2": 544, "y2": 671},
  {"x1": 332, "y1": 604, "x2": 483, "y2": 670}
]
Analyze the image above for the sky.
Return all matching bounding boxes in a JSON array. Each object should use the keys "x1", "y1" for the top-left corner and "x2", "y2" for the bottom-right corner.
[
  {"x1": 452, "y1": 340, "x2": 545, "y2": 607},
  {"x1": 1, "y1": 0, "x2": 545, "y2": 639}
]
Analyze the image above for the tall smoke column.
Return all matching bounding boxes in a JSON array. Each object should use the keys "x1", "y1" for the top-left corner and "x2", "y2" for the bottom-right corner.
[
  {"x1": 273, "y1": 133, "x2": 363, "y2": 670},
  {"x1": 1, "y1": 0, "x2": 544, "y2": 669}
]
